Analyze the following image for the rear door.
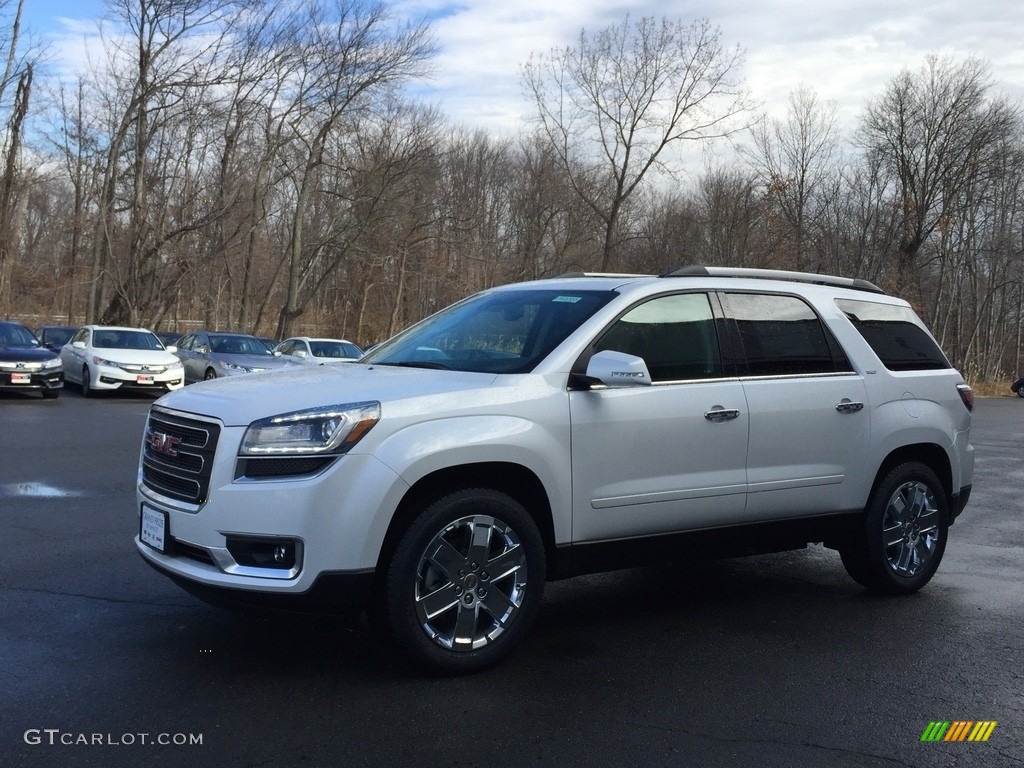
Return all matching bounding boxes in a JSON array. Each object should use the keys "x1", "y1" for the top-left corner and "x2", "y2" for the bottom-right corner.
[
  {"x1": 720, "y1": 292, "x2": 870, "y2": 518},
  {"x1": 569, "y1": 292, "x2": 749, "y2": 542}
]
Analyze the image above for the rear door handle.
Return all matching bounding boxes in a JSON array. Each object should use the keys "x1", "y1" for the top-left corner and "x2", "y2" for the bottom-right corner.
[
  {"x1": 705, "y1": 407, "x2": 740, "y2": 421},
  {"x1": 836, "y1": 400, "x2": 864, "y2": 413}
]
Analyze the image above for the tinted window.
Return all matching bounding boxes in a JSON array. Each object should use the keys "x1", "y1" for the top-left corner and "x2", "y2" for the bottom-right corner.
[
  {"x1": 594, "y1": 293, "x2": 722, "y2": 382},
  {"x1": 836, "y1": 299, "x2": 951, "y2": 371},
  {"x1": 724, "y1": 293, "x2": 842, "y2": 376}
]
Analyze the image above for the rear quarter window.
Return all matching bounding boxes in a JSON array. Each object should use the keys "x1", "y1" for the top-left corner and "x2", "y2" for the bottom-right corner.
[{"x1": 835, "y1": 299, "x2": 951, "y2": 371}]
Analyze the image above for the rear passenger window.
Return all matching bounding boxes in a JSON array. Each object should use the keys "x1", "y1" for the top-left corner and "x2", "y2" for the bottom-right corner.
[
  {"x1": 594, "y1": 293, "x2": 723, "y2": 382},
  {"x1": 723, "y1": 293, "x2": 847, "y2": 376},
  {"x1": 836, "y1": 299, "x2": 951, "y2": 371}
]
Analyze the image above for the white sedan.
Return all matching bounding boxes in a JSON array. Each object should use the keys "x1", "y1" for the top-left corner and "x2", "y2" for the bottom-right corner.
[
  {"x1": 60, "y1": 325, "x2": 184, "y2": 396},
  {"x1": 274, "y1": 337, "x2": 363, "y2": 365}
]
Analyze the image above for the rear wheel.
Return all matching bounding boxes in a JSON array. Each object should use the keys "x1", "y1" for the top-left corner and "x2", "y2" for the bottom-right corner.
[
  {"x1": 841, "y1": 462, "x2": 948, "y2": 594},
  {"x1": 379, "y1": 488, "x2": 546, "y2": 674}
]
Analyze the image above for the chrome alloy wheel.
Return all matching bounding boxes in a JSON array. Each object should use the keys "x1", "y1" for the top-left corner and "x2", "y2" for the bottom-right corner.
[
  {"x1": 881, "y1": 480, "x2": 941, "y2": 578},
  {"x1": 413, "y1": 514, "x2": 528, "y2": 651}
]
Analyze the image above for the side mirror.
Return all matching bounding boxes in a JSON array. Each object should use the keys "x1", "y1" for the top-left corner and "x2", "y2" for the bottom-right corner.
[
  {"x1": 584, "y1": 350, "x2": 652, "y2": 387},
  {"x1": 294, "y1": 349, "x2": 307, "y2": 358},
  {"x1": 273, "y1": 350, "x2": 283, "y2": 357},
  {"x1": 165, "y1": 345, "x2": 177, "y2": 354},
  {"x1": 72, "y1": 340, "x2": 86, "y2": 349}
]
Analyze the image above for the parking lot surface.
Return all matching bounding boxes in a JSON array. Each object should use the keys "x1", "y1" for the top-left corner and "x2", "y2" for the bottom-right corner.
[{"x1": 1, "y1": 390, "x2": 1021, "y2": 767}]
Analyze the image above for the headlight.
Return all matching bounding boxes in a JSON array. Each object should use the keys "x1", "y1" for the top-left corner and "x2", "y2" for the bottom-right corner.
[
  {"x1": 239, "y1": 402, "x2": 381, "y2": 456},
  {"x1": 222, "y1": 361, "x2": 253, "y2": 373},
  {"x1": 167, "y1": 360, "x2": 183, "y2": 370},
  {"x1": 92, "y1": 356, "x2": 119, "y2": 367},
  {"x1": 43, "y1": 358, "x2": 63, "y2": 370}
]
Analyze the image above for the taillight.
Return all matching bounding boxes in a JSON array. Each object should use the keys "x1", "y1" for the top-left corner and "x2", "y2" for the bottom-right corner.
[{"x1": 956, "y1": 384, "x2": 974, "y2": 412}]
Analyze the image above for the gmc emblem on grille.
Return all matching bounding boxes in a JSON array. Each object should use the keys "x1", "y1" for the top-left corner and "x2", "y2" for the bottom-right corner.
[{"x1": 148, "y1": 430, "x2": 182, "y2": 457}]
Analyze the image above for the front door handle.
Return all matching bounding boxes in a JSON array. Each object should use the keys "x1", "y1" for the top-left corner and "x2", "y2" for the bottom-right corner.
[
  {"x1": 705, "y1": 407, "x2": 740, "y2": 421},
  {"x1": 836, "y1": 400, "x2": 864, "y2": 413}
]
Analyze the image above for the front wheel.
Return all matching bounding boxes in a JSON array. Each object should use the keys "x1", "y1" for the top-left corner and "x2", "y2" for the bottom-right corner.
[
  {"x1": 840, "y1": 462, "x2": 948, "y2": 595},
  {"x1": 81, "y1": 366, "x2": 93, "y2": 397},
  {"x1": 204, "y1": 368, "x2": 217, "y2": 381},
  {"x1": 379, "y1": 488, "x2": 546, "y2": 674}
]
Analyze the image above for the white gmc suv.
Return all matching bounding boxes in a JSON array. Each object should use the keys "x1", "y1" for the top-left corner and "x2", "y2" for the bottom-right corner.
[{"x1": 135, "y1": 268, "x2": 974, "y2": 673}]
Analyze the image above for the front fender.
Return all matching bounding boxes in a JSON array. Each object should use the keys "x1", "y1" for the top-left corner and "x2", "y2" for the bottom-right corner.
[{"x1": 372, "y1": 412, "x2": 573, "y2": 543}]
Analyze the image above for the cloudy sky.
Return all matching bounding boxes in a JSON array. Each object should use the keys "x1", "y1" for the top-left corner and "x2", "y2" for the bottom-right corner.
[{"x1": 31, "y1": 0, "x2": 1024, "y2": 141}]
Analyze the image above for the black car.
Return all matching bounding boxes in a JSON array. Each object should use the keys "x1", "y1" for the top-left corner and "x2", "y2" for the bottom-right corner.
[
  {"x1": 37, "y1": 324, "x2": 79, "y2": 351},
  {"x1": 152, "y1": 331, "x2": 181, "y2": 348},
  {"x1": 0, "y1": 321, "x2": 64, "y2": 398}
]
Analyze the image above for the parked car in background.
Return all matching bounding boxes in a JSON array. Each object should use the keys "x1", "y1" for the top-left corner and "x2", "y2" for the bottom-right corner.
[
  {"x1": 275, "y1": 337, "x2": 363, "y2": 365},
  {"x1": 36, "y1": 325, "x2": 79, "y2": 352},
  {"x1": 153, "y1": 331, "x2": 182, "y2": 348},
  {"x1": 60, "y1": 326, "x2": 184, "y2": 397},
  {"x1": 174, "y1": 331, "x2": 292, "y2": 383},
  {"x1": 0, "y1": 320, "x2": 63, "y2": 398}
]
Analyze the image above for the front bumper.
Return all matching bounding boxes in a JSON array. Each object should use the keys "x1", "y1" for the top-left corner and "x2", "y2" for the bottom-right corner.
[
  {"x1": 136, "y1": 431, "x2": 408, "y2": 599},
  {"x1": 139, "y1": 552, "x2": 374, "y2": 613},
  {"x1": 0, "y1": 369, "x2": 63, "y2": 392},
  {"x1": 94, "y1": 364, "x2": 183, "y2": 392}
]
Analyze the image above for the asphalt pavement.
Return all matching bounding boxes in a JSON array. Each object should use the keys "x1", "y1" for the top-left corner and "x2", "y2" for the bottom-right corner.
[{"x1": 0, "y1": 388, "x2": 1021, "y2": 768}]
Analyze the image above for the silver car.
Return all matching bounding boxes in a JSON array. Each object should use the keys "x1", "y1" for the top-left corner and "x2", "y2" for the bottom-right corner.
[
  {"x1": 275, "y1": 337, "x2": 363, "y2": 365},
  {"x1": 174, "y1": 331, "x2": 292, "y2": 383}
]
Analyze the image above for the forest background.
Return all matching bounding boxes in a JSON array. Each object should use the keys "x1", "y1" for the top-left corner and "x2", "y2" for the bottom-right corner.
[{"x1": 1, "y1": 0, "x2": 1022, "y2": 388}]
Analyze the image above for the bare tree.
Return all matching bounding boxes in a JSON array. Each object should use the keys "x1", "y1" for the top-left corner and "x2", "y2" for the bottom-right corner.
[
  {"x1": 744, "y1": 85, "x2": 841, "y2": 271},
  {"x1": 273, "y1": 0, "x2": 435, "y2": 338},
  {"x1": 858, "y1": 55, "x2": 1020, "y2": 290},
  {"x1": 523, "y1": 15, "x2": 753, "y2": 270}
]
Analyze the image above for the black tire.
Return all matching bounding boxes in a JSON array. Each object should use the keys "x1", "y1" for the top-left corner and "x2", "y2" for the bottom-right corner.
[
  {"x1": 81, "y1": 366, "x2": 93, "y2": 397},
  {"x1": 840, "y1": 462, "x2": 948, "y2": 595},
  {"x1": 379, "y1": 488, "x2": 546, "y2": 674},
  {"x1": 204, "y1": 368, "x2": 217, "y2": 381}
]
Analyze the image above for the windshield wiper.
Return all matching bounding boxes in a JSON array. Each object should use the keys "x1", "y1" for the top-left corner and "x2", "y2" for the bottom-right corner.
[{"x1": 375, "y1": 361, "x2": 451, "y2": 370}]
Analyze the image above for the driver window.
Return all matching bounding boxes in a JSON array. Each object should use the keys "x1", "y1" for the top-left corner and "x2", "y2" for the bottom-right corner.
[{"x1": 594, "y1": 293, "x2": 722, "y2": 383}]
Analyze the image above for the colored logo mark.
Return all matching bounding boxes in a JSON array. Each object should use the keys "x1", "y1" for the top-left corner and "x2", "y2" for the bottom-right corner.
[{"x1": 921, "y1": 721, "x2": 997, "y2": 742}]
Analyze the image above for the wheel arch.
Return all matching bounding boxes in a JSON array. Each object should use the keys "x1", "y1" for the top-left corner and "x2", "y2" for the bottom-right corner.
[
  {"x1": 868, "y1": 443, "x2": 953, "y2": 515},
  {"x1": 375, "y1": 461, "x2": 556, "y2": 582}
]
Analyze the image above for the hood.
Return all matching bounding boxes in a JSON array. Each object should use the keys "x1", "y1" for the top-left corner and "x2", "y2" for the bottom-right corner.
[
  {"x1": 213, "y1": 353, "x2": 291, "y2": 370},
  {"x1": 0, "y1": 345, "x2": 59, "y2": 364},
  {"x1": 93, "y1": 348, "x2": 181, "y2": 367},
  {"x1": 154, "y1": 363, "x2": 498, "y2": 426}
]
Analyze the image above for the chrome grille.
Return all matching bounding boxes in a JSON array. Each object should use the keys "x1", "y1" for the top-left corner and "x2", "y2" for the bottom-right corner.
[{"x1": 142, "y1": 409, "x2": 221, "y2": 505}]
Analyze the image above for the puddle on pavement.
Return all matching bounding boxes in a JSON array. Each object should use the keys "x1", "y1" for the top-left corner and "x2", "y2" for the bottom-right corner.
[{"x1": 1, "y1": 482, "x2": 84, "y2": 498}]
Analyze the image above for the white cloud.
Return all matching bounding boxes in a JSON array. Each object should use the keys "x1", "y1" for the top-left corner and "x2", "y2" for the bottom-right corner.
[{"x1": 38, "y1": 0, "x2": 1024, "y2": 141}]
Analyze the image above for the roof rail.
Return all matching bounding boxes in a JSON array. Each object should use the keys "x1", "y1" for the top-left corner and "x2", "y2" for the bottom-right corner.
[
  {"x1": 660, "y1": 265, "x2": 884, "y2": 294},
  {"x1": 552, "y1": 271, "x2": 651, "y2": 279}
]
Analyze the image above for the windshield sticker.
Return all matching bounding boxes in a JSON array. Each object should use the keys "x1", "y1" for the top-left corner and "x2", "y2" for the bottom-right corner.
[{"x1": 553, "y1": 296, "x2": 582, "y2": 303}]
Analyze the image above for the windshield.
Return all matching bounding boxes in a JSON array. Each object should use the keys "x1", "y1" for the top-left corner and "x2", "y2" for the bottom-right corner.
[
  {"x1": 93, "y1": 330, "x2": 164, "y2": 350},
  {"x1": 309, "y1": 341, "x2": 362, "y2": 358},
  {"x1": 363, "y1": 288, "x2": 615, "y2": 374},
  {"x1": 0, "y1": 323, "x2": 40, "y2": 348},
  {"x1": 210, "y1": 334, "x2": 274, "y2": 356}
]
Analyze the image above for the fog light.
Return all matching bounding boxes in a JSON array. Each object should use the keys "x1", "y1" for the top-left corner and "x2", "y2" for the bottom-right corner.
[{"x1": 225, "y1": 536, "x2": 298, "y2": 570}]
